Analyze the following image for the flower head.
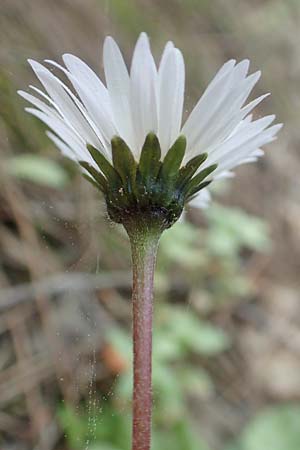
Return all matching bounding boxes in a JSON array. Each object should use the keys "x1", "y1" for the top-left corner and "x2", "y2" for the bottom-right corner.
[{"x1": 19, "y1": 33, "x2": 282, "y2": 228}]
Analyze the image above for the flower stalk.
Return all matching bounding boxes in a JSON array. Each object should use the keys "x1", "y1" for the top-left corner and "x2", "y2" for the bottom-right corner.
[{"x1": 125, "y1": 220, "x2": 162, "y2": 450}]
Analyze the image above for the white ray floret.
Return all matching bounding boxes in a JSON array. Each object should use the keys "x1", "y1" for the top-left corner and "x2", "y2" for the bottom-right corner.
[{"x1": 19, "y1": 32, "x2": 282, "y2": 209}]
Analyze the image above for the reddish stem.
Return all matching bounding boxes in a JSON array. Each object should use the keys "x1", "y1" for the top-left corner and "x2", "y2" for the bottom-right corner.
[{"x1": 127, "y1": 224, "x2": 161, "y2": 450}]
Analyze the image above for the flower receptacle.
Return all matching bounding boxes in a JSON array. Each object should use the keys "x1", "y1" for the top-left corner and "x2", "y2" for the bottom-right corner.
[{"x1": 81, "y1": 133, "x2": 217, "y2": 231}]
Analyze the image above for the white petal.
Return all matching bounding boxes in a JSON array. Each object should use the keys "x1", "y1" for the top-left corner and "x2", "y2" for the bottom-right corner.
[
  {"x1": 205, "y1": 115, "x2": 276, "y2": 167},
  {"x1": 182, "y1": 62, "x2": 238, "y2": 155},
  {"x1": 201, "y1": 59, "x2": 236, "y2": 97},
  {"x1": 47, "y1": 132, "x2": 98, "y2": 179},
  {"x1": 18, "y1": 90, "x2": 60, "y2": 118},
  {"x1": 158, "y1": 47, "x2": 185, "y2": 155},
  {"x1": 29, "y1": 84, "x2": 64, "y2": 112},
  {"x1": 103, "y1": 36, "x2": 135, "y2": 150},
  {"x1": 46, "y1": 131, "x2": 77, "y2": 161},
  {"x1": 214, "y1": 123, "x2": 282, "y2": 174},
  {"x1": 28, "y1": 60, "x2": 105, "y2": 150},
  {"x1": 26, "y1": 107, "x2": 93, "y2": 163},
  {"x1": 45, "y1": 59, "x2": 116, "y2": 145},
  {"x1": 227, "y1": 93, "x2": 270, "y2": 140},
  {"x1": 214, "y1": 171, "x2": 235, "y2": 180},
  {"x1": 183, "y1": 65, "x2": 260, "y2": 160},
  {"x1": 130, "y1": 32, "x2": 158, "y2": 155},
  {"x1": 62, "y1": 54, "x2": 114, "y2": 123},
  {"x1": 231, "y1": 59, "x2": 250, "y2": 81},
  {"x1": 211, "y1": 71, "x2": 262, "y2": 141},
  {"x1": 62, "y1": 54, "x2": 109, "y2": 106},
  {"x1": 159, "y1": 41, "x2": 174, "y2": 66}
]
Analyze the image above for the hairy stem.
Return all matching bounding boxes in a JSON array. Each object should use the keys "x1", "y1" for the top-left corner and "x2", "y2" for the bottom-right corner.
[{"x1": 126, "y1": 222, "x2": 161, "y2": 450}]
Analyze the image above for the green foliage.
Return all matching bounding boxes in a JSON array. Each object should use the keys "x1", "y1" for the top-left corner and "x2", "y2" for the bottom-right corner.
[
  {"x1": 176, "y1": 153, "x2": 208, "y2": 190},
  {"x1": 86, "y1": 144, "x2": 122, "y2": 191},
  {"x1": 159, "y1": 220, "x2": 205, "y2": 267},
  {"x1": 7, "y1": 154, "x2": 69, "y2": 188},
  {"x1": 59, "y1": 403, "x2": 211, "y2": 450},
  {"x1": 184, "y1": 164, "x2": 217, "y2": 199},
  {"x1": 81, "y1": 162, "x2": 108, "y2": 191},
  {"x1": 226, "y1": 404, "x2": 300, "y2": 450},
  {"x1": 59, "y1": 399, "x2": 300, "y2": 450},
  {"x1": 159, "y1": 203, "x2": 271, "y2": 303},
  {"x1": 58, "y1": 403, "x2": 131, "y2": 450},
  {"x1": 111, "y1": 136, "x2": 137, "y2": 195},
  {"x1": 205, "y1": 205, "x2": 271, "y2": 257},
  {"x1": 164, "y1": 307, "x2": 230, "y2": 356},
  {"x1": 137, "y1": 133, "x2": 161, "y2": 195},
  {"x1": 152, "y1": 419, "x2": 211, "y2": 450},
  {"x1": 160, "y1": 135, "x2": 186, "y2": 179}
]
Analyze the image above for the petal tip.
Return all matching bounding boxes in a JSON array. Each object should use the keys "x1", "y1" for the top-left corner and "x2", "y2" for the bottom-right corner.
[
  {"x1": 104, "y1": 35, "x2": 116, "y2": 48},
  {"x1": 137, "y1": 31, "x2": 149, "y2": 42}
]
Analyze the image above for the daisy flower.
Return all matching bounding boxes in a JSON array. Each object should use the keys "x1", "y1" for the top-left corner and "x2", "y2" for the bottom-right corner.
[
  {"x1": 18, "y1": 32, "x2": 282, "y2": 450},
  {"x1": 19, "y1": 32, "x2": 281, "y2": 227}
]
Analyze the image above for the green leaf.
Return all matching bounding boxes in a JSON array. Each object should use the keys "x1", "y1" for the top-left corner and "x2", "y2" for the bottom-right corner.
[
  {"x1": 111, "y1": 136, "x2": 137, "y2": 194},
  {"x1": 57, "y1": 405, "x2": 87, "y2": 448},
  {"x1": 152, "y1": 365, "x2": 184, "y2": 416},
  {"x1": 160, "y1": 135, "x2": 186, "y2": 180},
  {"x1": 58, "y1": 403, "x2": 131, "y2": 450},
  {"x1": 205, "y1": 204, "x2": 271, "y2": 256},
  {"x1": 159, "y1": 221, "x2": 203, "y2": 267},
  {"x1": 138, "y1": 133, "x2": 161, "y2": 190},
  {"x1": 89, "y1": 445, "x2": 122, "y2": 450},
  {"x1": 152, "y1": 419, "x2": 211, "y2": 450},
  {"x1": 154, "y1": 135, "x2": 187, "y2": 204},
  {"x1": 153, "y1": 333, "x2": 182, "y2": 361},
  {"x1": 187, "y1": 180, "x2": 211, "y2": 198},
  {"x1": 165, "y1": 308, "x2": 230, "y2": 356},
  {"x1": 82, "y1": 173, "x2": 102, "y2": 190},
  {"x1": 79, "y1": 161, "x2": 107, "y2": 192},
  {"x1": 176, "y1": 153, "x2": 208, "y2": 189},
  {"x1": 226, "y1": 404, "x2": 300, "y2": 450},
  {"x1": 87, "y1": 144, "x2": 122, "y2": 189},
  {"x1": 184, "y1": 163, "x2": 217, "y2": 197},
  {"x1": 189, "y1": 320, "x2": 230, "y2": 355},
  {"x1": 7, "y1": 154, "x2": 69, "y2": 189},
  {"x1": 179, "y1": 366, "x2": 214, "y2": 397},
  {"x1": 107, "y1": 327, "x2": 132, "y2": 362}
]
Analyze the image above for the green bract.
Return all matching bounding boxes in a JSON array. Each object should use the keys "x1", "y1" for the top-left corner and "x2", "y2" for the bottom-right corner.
[{"x1": 80, "y1": 133, "x2": 217, "y2": 229}]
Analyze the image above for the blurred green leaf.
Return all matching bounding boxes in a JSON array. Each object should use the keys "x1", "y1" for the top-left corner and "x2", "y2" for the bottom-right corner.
[
  {"x1": 153, "y1": 332, "x2": 183, "y2": 361},
  {"x1": 7, "y1": 154, "x2": 69, "y2": 188},
  {"x1": 58, "y1": 405, "x2": 87, "y2": 449},
  {"x1": 179, "y1": 366, "x2": 214, "y2": 397},
  {"x1": 165, "y1": 308, "x2": 230, "y2": 356},
  {"x1": 226, "y1": 404, "x2": 300, "y2": 450},
  {"x1": 89, "y1": 446, "x2": 122, "y2": 450},
  {"x1": 153, "y1": 365, "x2": 184, "y2": 420},
  {"x1": 58, "y1": 404, "x2": 131, "y2": 450},
  {"x1": 205, "y1": 204, "x2": 271, "y2": 256},
  {"x1": 107, "y1": 327, "x2": 132, "y2": 360},
  {"x1": 152, "y1": 419, "x2": 211, "y2": 450},
  {"x1": 188, "y1": 320, "x2": 230, "y2": 355},
  {"x1": 159, "y1": 221, "x2": 204, "y2": 267}
]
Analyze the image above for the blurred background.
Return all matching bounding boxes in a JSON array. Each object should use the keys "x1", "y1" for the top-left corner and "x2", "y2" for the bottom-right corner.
[{"x1": 0, "y1": 0, "x2": 300, "y2": 449}]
